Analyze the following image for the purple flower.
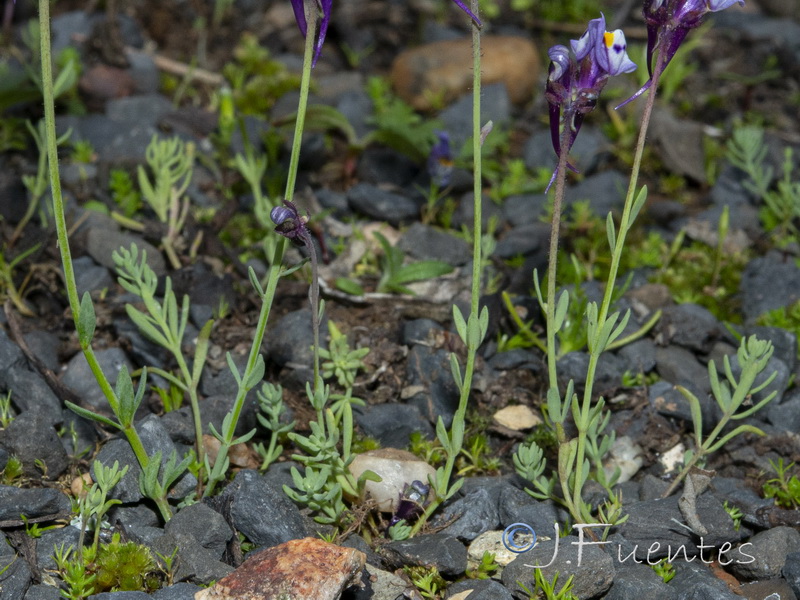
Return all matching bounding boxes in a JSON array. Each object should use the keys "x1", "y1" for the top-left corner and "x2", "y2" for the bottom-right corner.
[
  {"x1": 617, "y1": 0, "x2": 744, "y2": 107},
  {"x1": 450, "y1": 0, "x2": 481, "y2": 25},
  {"x1": 427, "y1": 131, "x2": 455, "y2": 187},
  {"x1": 290, "y1": 0, "x2": 333, "y2": 67},
  {"x1": 270, "y1": 200, "x2": 310, "y2": 246},
  {"x1": 545, "y1": 14, "x2": 636, "y2": 190}
]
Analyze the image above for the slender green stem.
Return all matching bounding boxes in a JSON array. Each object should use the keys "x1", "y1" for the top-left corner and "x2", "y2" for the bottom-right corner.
[
  {"x1": 39, "y1": 0, "x2": 169, "y2": 520},
  {"x1": 205, "y1": 0, "x2": 317, "y2": 496},
  {"x1": 204, "y1": 238, "x2": 287, "y2": 496},
  {"x1": 570, "y1": 51, "x2": 666, "y2": 519},
  {"x1": 545, "y1": 124, "x2": 572, "y2": 394},
  {"x1": 289, "y1": 1, "x2": 322, "y2": 393},
  {"x1": 410, "y1": 3, "x2": 482, "y2": 537},
  {"x1": 284, "y1": 2, "x2": 317, "y2": 205}
]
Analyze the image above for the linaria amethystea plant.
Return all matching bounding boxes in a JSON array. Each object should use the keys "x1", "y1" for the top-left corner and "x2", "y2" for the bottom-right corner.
[
  {"x1": 545, "y1": 13, "x2": 636, "y2": 190},
  {"x1": 617, "y1": 0, "x2": 744, "y2": 107}
]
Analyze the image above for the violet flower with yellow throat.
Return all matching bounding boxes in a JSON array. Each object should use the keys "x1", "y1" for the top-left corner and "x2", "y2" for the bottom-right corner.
[{"x1": 545, "y1": 14, "x2": 636, "y2": 191}]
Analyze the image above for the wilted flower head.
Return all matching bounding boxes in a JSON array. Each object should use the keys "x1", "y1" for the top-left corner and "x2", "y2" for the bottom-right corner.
[
  {"x1": 427, "y1": 131, "x2": 455, "y2": 187},
  {"x1": 545, "y1": 14, "x2": 636, "y2": 189},
  {"x1": 389, "y1": 480, "x2": 430, "y2": 528},
  {"x1": 617, "y1": 0, "x2": 744, "y2": 107},
  {"x1": 270, "y1": 200, "x2": 310, "y2": 246},
  {"x1": 290, "y1": 0, "x2": 333, "y2": 66}
]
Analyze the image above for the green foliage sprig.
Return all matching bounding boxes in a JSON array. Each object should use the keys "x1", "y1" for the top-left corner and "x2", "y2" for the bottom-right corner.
[
  {"x1": 137, "y1": 135, "x2": 195, "y2": 269},
  {"x1": 763, "y1": 458, "x2": 800, "y2": 509},
  {"x1": 113, "y1": 243, "x2": 212, "y2": 491},
  {"x1": 254, "y1": 382, "x2": 295, "y2": 471},
  {"x1": 109, "y1": 169, "x2": 143, "y2": 219},
  {"x1": 77, "y1": 460, "x2": 129, "y2": 556},
  {"x1": 651, "y1": 559, "x2": 676, "y2": 584},
  {"x1": 517, "y1": 569, "x2": 578, "y2": 600},
  {"x1": 727, "y1": 125, "x2": 800, "y2": 246},
  {"x1": 283, "y1": 394, "x2": 378, "y2": 525},
  {"x1": 467, "y1": 551, "x2": 500, "y2": 580},
  {"x1": 374, "y1": 231, "x2": 453, "y2": 295},
  {"x1": 664, "y1": 335, "x2": 778, "y2": 497}
]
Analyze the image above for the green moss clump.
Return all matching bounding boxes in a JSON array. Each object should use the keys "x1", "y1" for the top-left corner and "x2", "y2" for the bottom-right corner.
[{"x1": 91, "y1": 533, "x2": 160, "y2": 593}]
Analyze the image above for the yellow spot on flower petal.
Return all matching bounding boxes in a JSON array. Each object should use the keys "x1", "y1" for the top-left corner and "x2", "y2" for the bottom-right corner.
[{"x1": 604, "y1": 31, "x2": 614, "y2": 47}]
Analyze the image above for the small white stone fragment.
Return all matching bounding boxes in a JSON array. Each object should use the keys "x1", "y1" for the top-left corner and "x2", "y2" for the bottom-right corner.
[
  {"x1": 492, "y1": 405, "x2": 541, "y2": 431},
  {"x1": 603, "y1": 435, "x2": 644, "y2": 484},
  {"x1": 659, "y1": 442, "x2": 686, "y2": 474},
  {"x1": 348, "y1": 448, "x2": 436, "y2": 511}
]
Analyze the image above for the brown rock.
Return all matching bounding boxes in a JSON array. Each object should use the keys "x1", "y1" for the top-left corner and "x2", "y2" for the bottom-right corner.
[
  {"x1": 79, "y1": 64, "x2": 135, "y2": 106},
  {"x1": 391, "y1": 35, "x2": 539, "y2": 111},
  {"x1": 194, "y1": 538, "x2": 365, "y2": 600}
]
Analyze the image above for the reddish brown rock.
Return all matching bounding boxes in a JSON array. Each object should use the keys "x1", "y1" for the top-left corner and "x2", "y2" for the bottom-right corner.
[
  {"x1": 390, "y1": 35, "x2": 540, "y2": 111},
  {"x1": 194, "y1": 538, "x2": 366, "y2": 600},
  {"x1": 79, "y1": 63, "x2": 135, "y2": 106}
]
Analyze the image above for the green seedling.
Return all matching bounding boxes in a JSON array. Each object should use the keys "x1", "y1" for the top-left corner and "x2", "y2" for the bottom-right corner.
[
  {"x1": 727, "y1": 124, "x2": 800, "y2": 247},
  {"x1": 665, "y1": 335, "x2": 778, "y2": 497},
  {"x1": 758, "y1": 301, "x2": 800, "y2": 359},
  {"x1": 404, "y1": 566, "x2": 445, "y2": 600},
  {"x1": 467, "y1": 551, "x2": 500, "y2": 580},
  {"x1": 374, "y1": 231, "x2": 453, "y2": 295},
  {"x1": 137, "y1": 134, "x2": 195, "y2": 269},
  {"x1": 763, "y1": 458, "x2": 800, "y2": 509},
  {"x1": 320, "y1": 321, "x2": 370, "y2": 389},
  {"x1": 109, "y1": 168, "x2": 143, "y2": 220},
  {"x1": 114, "y1": 243, "x2": 213, "y2": 491},
  {"x1": 517, "y1": 569, "x2": 578, "y2": 600},
  {"x1": 651, "y1": 559, "x2": 676, "y2": 583},
  {"x1": 10, "y1": 119, "x2": 69, "y2": 247},
  {"x1": 0, "y1": 391, "x2": 14, "y2": 428},
  {"x1": 76, "y1": 460, "x2": 129, "y2": 558},
  {"x1": 1, "y1": 455, "x2": 23, "y2": 485},
  {"x1": 222, "y1": 33, "x2": 300, "y2": 116},
  {"x1": 253, "y1": 382, "x2": 295, "y2": 471},
  {"x1": 723, "y1": 500, "x2": 743, "y2": 530}
]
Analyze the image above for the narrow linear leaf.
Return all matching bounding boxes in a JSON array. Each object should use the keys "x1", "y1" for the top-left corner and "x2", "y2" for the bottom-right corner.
[
  {"x1": 243, "y1": 354, "x2": 266, "y2": 391},
  {"x1": 605, "y1": 212, "x2": 616, "y2": 253},
  {"x1": 478, "y1": 305, "x2": 489, "y2": 342},
  {"x1": 77, "y1": 292, "x2": 96, "y2": 348},
  {"x1": 553, "y1": 290, "x2": 569, "y2": 332},
  {"x1": 707, "y1": 424, "x2": 765, "y2": 453},
  {"x1": 677, "y1": 385, "x2": 704, "y2": 446},
  {"x1": 393, "y1": 261, "x2": 453, "y2": 285},
  {"x1": 226, "y1": 352, "x2": 242, "y2": 386},
  {"x1": 628, "y1": 185, "x2": 649, "y2": 228},
  {"x1": 191, "y1": 320, "x2": 214, "y2": 387},
  {"x1": 248, "y1": 266, "x2": 265, "y2": 297},
  {"x1": 435, "y1": 417, "x2": 451, "y2": 454},
  {"x1": 449, "y1": 353, "x2": 463, "y2": 392},
  {"x1": 452, "y1": 305, "x2": 468, "y2": 345},
  {"x1": 65, "y1": 401, "x2": 122, "y2": 430}
]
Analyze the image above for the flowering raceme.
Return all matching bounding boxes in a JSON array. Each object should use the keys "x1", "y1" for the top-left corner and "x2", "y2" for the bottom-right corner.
[
  {"x1": 617, "y1": 0, "x2": 744, "y2": 107},
  {"x1": 545, "y1": 14, "x2": 636, "y2": 189}
]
